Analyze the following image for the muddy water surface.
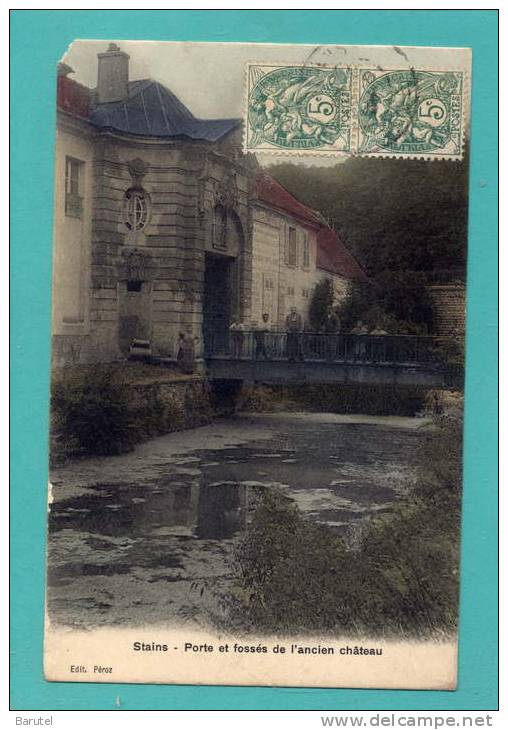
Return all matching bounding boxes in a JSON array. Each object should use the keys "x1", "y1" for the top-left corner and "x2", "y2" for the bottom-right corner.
[{"x1": 47, "y1": 412, "x2": 428, "y2": 630}]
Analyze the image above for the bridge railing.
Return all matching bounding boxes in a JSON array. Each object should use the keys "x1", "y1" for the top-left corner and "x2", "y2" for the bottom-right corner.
[{"x1": 204, "y1": 331, "x2": 454, "y2": 366}]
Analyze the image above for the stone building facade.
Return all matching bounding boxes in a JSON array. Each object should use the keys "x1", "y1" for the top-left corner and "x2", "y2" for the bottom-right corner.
[
  {"x1": 52, "y1": 43, "x2": 364, "y2": 367},
  {"x1": 251, "y1": 171, "x2": 362, "y2": 329}
]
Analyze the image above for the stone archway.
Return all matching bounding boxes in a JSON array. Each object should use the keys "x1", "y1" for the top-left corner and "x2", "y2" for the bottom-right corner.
[
  {"x1": 211, "y1": 204, "x2": 243, "y2": 259},
  {"x1": 202, "y1": 206, "x2": 244, "y2": 354}
]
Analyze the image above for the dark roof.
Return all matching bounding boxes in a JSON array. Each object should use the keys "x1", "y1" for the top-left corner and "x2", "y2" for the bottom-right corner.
[
  {"x1": 256, "y1": 171, "x2": 323, "y2": 228},
  {"x1": 317, "y1": 226, "x2": 367, "y2": 281},
  {"x1": 89, "y1": 79, "x2": 240, "y2": 141},
  {"x1": 56, "y1": 74, "x2": 365, "y2": 281}
]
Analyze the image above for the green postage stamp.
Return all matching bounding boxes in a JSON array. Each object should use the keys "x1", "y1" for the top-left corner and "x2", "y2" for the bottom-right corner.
[
  {"x1": 247, "y1": 65, "x2": 353, "y2": 153},
  {"x1": 43, "y1": 39, "x2": 472, "y2": 692},
  {"x1": 245, "y1": 63, "x2": 467, "y2": 159}
]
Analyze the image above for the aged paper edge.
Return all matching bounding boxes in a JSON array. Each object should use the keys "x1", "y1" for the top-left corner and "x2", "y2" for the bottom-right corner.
[
  {"x1": 243, "y1": 61, "x2": 470, "y2": 161},
  {"x1": 44, "y1": 625, "x2": 458, "y2": 690}
]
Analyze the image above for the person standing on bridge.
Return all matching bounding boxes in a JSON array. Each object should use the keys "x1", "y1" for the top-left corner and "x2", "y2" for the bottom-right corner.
[
  {"x1": 229, "y1": 320, "x2": 245, "y2": 359},
  {"x1": 324, "y1": 310, "x2": 341, "y2": 361},
  {"x1": 254, "y1": 312, "x2": 270, "y2": 360},
  {"x1": 177, "y1": 332, "x2": 196, "y2": 374},
  {"x1": 370, "y1": 325, "x2": 389, "y2": 363},
  {"x1": 351, "y1": 320, "x2": 369, "y2": 361},
  {"x1": 286, "y1": 306, "x2": 304, "y2": 362}
]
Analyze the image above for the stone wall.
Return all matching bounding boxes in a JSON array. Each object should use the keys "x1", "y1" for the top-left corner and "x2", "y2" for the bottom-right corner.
[
  {"x1": 427, "y1": 284, "x2": 466, "y2": 337},
  {"x1": 50, "y1": 373, "x2": 214, "y2": 464},
  {"x1": 53, "y1": 113, "x2": 255, "y2": 366},
  {"x1": 125, "y1": 376, "x2": 213, "y2": 431}
]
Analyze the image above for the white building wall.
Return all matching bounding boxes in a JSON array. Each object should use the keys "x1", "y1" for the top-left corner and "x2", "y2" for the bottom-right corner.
[
  {"x1": 251, "y1": 218, "x2": 281, "y2": 326},
  {"x1": 252, "y1": 205, "x2": 350, "y2": 330},
  {"x1": 52, "y1": 123, "x2": 94, "y2": 337}
]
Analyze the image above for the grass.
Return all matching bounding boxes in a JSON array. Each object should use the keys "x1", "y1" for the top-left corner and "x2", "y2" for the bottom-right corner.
[
  {"x1": 50, "y1": 364, "x2": 212, "y2": 463},
  {"x1": 229, "y1": 411, "x2": 462, "y2": 638}
]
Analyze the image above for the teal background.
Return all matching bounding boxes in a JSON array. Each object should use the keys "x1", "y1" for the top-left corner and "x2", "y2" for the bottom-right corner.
[{"x1": 10, "y1": 9, "x2": 498, "y2": 711}]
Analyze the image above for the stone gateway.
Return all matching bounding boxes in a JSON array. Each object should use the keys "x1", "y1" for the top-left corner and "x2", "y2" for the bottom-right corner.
[{"x1": 52, "y1": 43, "x2": 365, "y2": 367}]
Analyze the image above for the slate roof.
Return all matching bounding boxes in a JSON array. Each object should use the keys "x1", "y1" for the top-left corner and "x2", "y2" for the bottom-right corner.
[
  {"x1": 89, "y1": 79, "x2": 240, "y2": 141},
  {"x1": 56, "y1": 74, "x2": 365, "y2": 281}
]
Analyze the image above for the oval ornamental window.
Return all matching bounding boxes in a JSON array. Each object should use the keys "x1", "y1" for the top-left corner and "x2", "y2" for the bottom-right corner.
[{"x1": 124, "y1": 188, "x2": 149, "y2": 231}]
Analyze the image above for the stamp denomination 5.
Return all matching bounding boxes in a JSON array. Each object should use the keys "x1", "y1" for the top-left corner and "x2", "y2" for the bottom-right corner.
[
  {"x1": 245, "y1": 63, "x2": 467, "y2": 159},
  {"x1": 357, "y1": 69, "x2": 465, "y2": 158},
  {"x1": 245, "y1": 64, "x2": 353, "y2": 155}
]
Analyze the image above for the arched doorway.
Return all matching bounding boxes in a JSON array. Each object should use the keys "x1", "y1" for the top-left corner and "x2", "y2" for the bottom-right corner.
[
  {"x1": 203, "y1": 254, "x2": 233, "y2": 355},
  {"x1": 203, "y1": 206, "x2": 243, "y2": 355}
]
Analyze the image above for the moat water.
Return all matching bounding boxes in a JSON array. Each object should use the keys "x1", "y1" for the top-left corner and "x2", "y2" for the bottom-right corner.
[{"x1": 47, "y1": 412, "x2": 428, "y2": 630}]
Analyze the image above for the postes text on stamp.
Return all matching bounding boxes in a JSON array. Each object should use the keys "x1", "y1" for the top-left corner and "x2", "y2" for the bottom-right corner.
[
  {"x1": 245, "y1": 64, "x2": 352, "y2": 154},
  {"x1": 245, "y1": 64, "x2": 467, "y2": 159},
  {"x1": 357, "y1": 69, "x2": 465, "y2": 158}
]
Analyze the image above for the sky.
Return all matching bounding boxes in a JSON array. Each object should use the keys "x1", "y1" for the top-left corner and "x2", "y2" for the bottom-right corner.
[
  {"x1": 62, "y1": 40, "x2": 469, "y2": 168},
  {"x1": 64, "y1": 40, "x2": 361, "y2": 167},
  {"x1": 63, "y1": 40, "x2": 365, "y2": 119}
]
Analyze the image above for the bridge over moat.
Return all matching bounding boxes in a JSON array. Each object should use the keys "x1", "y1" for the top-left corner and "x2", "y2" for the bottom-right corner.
[{"x1": 204, "y1": 332, "x2": 460, "y2": 388}]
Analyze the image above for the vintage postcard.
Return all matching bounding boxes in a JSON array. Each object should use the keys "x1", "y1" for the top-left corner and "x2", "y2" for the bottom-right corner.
[{"x1": 45, "y1": 40, "x2": 471, "y2": 689}]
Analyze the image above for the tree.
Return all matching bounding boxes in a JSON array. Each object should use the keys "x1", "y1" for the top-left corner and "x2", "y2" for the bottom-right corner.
[
  {"x1": 270, "y1": 153, "x2": 468, "y2": 278},
  {"x1": 308, "y1": 277, "x2": 334, "y2": 331},
  {"x1": 337, "y1": 274, "x2": 433, "y2": 335},
  {"x1": 269, "y1": 150, "x2": 469, "y2": 331}
]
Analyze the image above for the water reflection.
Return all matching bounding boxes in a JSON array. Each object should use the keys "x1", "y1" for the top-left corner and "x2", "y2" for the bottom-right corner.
[
  {"x1": 196, "y1": 483, "x2": 247, "y2": 539},
  {"x1": 47, "y1": 414, "x2": 424, "y2": 629},
  {"x1": 50, "y1": 479, "x2": 248, "y2": 541}
]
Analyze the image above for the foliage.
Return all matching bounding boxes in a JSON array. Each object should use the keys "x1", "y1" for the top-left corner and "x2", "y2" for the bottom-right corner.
[
  {"x1": 51, "y1": 366, "x2": 138, "y2": 458},
  {"x1": 234, "y1": 491, "x2": 352, "y2": 633},
  {"x1": 308, "y1": 277, "x2": 335, "y2": 331},
  {"x1": 432, "y1": 338, "x2": 465, "y2": 386},
  {"x1": 337, "y1": 274, "x2": 434, "y2": 335},
  {"x1": 270, "y1": 155, "x2": 469, "y2": 278},
  {"x1": 241, "y1": 383, "x2": 430, "y2": 417},
  {"x1": 50, "y1": 367, "x2": 213, "y2": 462},
  {"x1": 270, "y1": 155, "x2": 469, "y2": 331},
  {"x1": 232, "y1": 412, "x2": 463, "y2": 637},
  {"x1": 412, "y1": 413, "x2": 463, "y2": 521}
]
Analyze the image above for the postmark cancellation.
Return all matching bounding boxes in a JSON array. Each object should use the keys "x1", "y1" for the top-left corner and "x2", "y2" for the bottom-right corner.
[
  {"x1": 245, "y1": 63, "x2": 468, "y2": 159},
  {"x1": 246, "y1": 64, "x2": 353, "y2": 154}
]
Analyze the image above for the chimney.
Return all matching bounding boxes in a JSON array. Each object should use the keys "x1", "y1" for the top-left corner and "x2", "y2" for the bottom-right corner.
[{"x1": 97, "y1": 42, "x2": 129, "y2": 104}]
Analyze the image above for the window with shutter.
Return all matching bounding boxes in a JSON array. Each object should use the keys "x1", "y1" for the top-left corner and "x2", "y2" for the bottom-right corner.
[
  {"x1": 288, "y1": 227, "x2": 297, "y2": 266},
  {"x1": 65, "y1": 157, "x2": 84, "y2": 219},
  {"x1": 302, "y1": 233, "x2": 310, "y2": 269}
]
